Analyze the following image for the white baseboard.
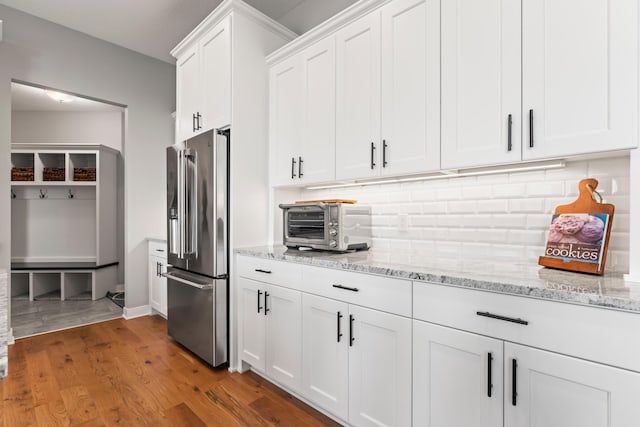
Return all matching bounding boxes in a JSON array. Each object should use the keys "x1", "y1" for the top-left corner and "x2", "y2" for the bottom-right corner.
[{"x1": 123, "y1": 305, "x2": 152, "y2": 319}]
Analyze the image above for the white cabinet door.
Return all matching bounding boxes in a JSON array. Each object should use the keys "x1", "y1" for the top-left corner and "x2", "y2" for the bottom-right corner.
[
  {"x1": 522, "y1": 0, "x2": 639, "y2": 160},
  {"x1": 441, "y1": 0, "x2": 521, "y2": 169},
  {"x1": 413, "y1": 321, "x2": 503, "y2": 427},
  {"x1": 200, "y1": 16, "x2": 231, "y2": 131},
  {"x1": 270, "y1": 55, "x2": 302, "y2": 186},
  {"x1": 238, "y1": 277, "x2": 266, "y2": 371},
  {"x1": 335, "y1": 11, "x2": 382, "y2": 180},
  {"x1": 265, "y1": 284, "x2": 302, "y2": 392},
  {"x1": 148, "y1": 255, "x2": 167, "y2": 317},
  {"x1": 505, "y1": 343, "x2": 640, "y2": 427},
  {"x1": 299, "y1": 37, "x2": 336, "y2": 185},
  {"x1": 380, "y1": 0, "x2": 440, "y2": 176},
  {"x1": 176, "y1": 44, "x2": 200, "y2": 141},
  {"x1": 301, "y1": 294, "x2": 349, "y2": 421},
  {"x1": 348, "y1": 305, "x2": 411, "y2": 427}
]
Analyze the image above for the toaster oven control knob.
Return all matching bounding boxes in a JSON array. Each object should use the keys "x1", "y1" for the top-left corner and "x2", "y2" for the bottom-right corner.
[
  {"x1": 329, "y1": 229, "x2": 338, "y2": 236},
  {"x1": 329, "y1": 240, "x2": 337, "y2": 248}
]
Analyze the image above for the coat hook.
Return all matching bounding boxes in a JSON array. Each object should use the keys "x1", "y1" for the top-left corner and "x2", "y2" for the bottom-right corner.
[
  {"x1": 11, "y1": 189, "x2": 16, "y2": 199},
  {"x1": 39, "y1": 189, "x2": 47, "y2": 199},
  {"x1": 68, "y1": 189, "x2": 75, "y2": 199}
]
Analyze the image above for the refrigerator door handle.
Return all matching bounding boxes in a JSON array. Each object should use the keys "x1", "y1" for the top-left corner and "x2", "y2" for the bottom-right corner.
[
  {"x1": 184, "y1": 148, "x2": 198, "y2": 257},
  {"x1": 177, "y1": 149, "x2": 186, "y2": 259},
  {"x1": 162, "y1": 272, "x2": 213, "y2": 290}
]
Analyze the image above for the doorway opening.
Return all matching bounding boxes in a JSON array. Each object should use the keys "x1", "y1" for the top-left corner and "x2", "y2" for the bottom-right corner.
[{"x1": 9, "y1": 81, "x2": 126, "y2": 339}]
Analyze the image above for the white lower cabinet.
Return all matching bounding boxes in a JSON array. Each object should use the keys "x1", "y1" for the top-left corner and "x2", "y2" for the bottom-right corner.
[
  {"x1": 413, "y1": 321, "x2": 503, "y2": 427},
  {"x1": 504, "y1": 343, "x2": 640, "y2": 427},
  {"x1": 302, "y1": 294, "x2": 412, "y2": 426},
  {"x1": 148, "y1": 240, "x2": 167, "y2": 317},
  {"x1": 239, "y1": 277, "x2": 302, "y2": 392},
  {"x1": 413, "y1": 320, "x2": 640, "y2": 427}
]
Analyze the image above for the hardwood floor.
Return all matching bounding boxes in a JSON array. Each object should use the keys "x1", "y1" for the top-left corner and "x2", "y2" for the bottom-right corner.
[{"x1": 0, "y1": 316, "x2": 342, "y2": 426}]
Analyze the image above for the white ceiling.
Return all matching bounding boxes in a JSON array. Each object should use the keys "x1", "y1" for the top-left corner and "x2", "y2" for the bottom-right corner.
[
  {"x1": 0, "y1": 0, "x2": 357, "y2": 63},
  {"x1": 12, "y1": 82, "x2": 124, "y2": 112}
]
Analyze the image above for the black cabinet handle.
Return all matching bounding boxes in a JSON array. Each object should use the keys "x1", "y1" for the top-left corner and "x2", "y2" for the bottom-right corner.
[
  {"x1": 291, "y1": 157, "x2": 297, "y2": 179},
  {"x1": 298, "y1": 156, "x2": 304, "y2": 178},
  {"x1": 370, "y1": 142, "x2": 376, "y2": 169},
  {"x1": 382, "y1": 140, "x2": 388, "y2": 167},
  {"x1": 529, "y1": 109, "x2": 534, "y2": 148},
  {"x1": 487, "y1": 352, "x2": 493, "y2": 397},
  {"x1": 192, "y1": 113, "x2": 197, "y2": 132},
  {"x1": 257, "y1": 290, "x2": 263, "y2": 313},
  {"x1": 337, "y1": 311, "x2": 343, "y2": 343},
  {"x1": 156, "y1": 262, "x2": 160, "y2": 277},
  {"x1": 332, "y1": 284, "x2": 359, "y2": 292},
  {"x1": 507, "y1": 114, "x2": 513, "y2": 152},
  {"x1": 264, "y1": 292, "x2": 270, "y2": 316},
  {"x1": 476, "y1": 311, "x2": 528, "y2": 325},
  {"x1": 512, "y1": 359, "x2": 518, "y2": 406},
  {"x1": 196, "y1": 112, "x2": 202, "y2": 130},
  {"x1": 254, "y1": 269, "x2": 272, "y2": 274},
  {"x1": 349, "y1": 314, "x2": 355, "y2": 346}
]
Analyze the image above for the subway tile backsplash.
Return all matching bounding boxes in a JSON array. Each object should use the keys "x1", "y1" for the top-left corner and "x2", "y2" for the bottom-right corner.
[{"x1": 300, "y1": 156, "x2": 630, "y2": 273}]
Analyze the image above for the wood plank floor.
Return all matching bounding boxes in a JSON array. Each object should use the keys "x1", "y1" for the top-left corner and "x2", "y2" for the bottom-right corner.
[{"x1": 0, "y1": 316, "x2": 342, "y2": 426}]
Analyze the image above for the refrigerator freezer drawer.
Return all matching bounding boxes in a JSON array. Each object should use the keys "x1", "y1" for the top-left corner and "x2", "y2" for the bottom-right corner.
[{"x1": 166, "y1": 270, "x2": 227, "y2": 367}]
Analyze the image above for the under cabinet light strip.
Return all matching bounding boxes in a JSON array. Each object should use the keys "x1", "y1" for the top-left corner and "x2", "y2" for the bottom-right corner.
[{"x1": 305, "y1": 161, "x2": 566, "y2": 190}]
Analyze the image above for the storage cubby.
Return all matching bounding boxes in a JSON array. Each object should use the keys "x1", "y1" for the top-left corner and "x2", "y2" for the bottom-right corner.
[
  {"x1": 10, "y1": 273, "x2": 30, "y2": 299},
  {"x1": 39, "y1": 153, "x2": 66, "y2": 181},
  {"x1": 31, "y1": 273, "x2": 61, "y2": 301},
  {"x1": 69, "y1": 153, "x2": 97, "y2": 181},
  {"x1": 11, "y1": 152, "x2": 35, "y2": 182},
  {"x1": 62, "y1": 272, "x2": 93, "y2": 300}
]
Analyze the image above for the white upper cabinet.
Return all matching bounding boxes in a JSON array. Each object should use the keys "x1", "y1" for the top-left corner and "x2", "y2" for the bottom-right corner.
[
  {"x1": 299, "y1": 37, "x2": 336, "y2": 184},
  {"x1": 270, "y1": 55, "x2": 302, "y2": 186},
  {"x1": 522, "y1": 0, "x2": 639, "y2": 160},
  {"x1": 200, "y1": 17, "x2": 231, "y2": 132},
  {"x1": 381, "y1": 0, "x2": 440, "y2": 176},
  {"x1": 335, "y1": 11, "x2": 382, "y2": 180},
  {"x1": 176, "y1": 44, "x2": 201, "y2": 141},
  {"x1": 175, "y1": 16, "x2": 231, "y2": 141},
  {"x1": 441, "y1": 0, "x2": 522, "y2": 169},
  {"x1": 335, "y1": 0, "x2": 440, "y2": 180}
]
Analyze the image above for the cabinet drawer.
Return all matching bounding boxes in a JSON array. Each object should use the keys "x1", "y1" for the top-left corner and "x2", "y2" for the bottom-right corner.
[
  {"x1": 302, "y1": 266, "x2": 411, "y2": 317},
  {"x1": 237, "y1": 256, "x2": 302, "y2": 288},
  {"x1": 413, "y1": 282, "x2": 640, "y2": 373},
  {"x1": 148, "y1": 240, "x2": 167, "y2": 259}
]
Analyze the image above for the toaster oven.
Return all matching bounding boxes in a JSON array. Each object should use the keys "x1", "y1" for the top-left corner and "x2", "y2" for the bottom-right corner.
[{"x1": 279, "y1": 202, "x2": 372, "y2": 251}]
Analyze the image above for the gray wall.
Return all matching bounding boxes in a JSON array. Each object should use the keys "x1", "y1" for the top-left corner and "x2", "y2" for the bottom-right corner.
[{"x1": 0, "y1": 4, "x2": 174, "y2": 338}]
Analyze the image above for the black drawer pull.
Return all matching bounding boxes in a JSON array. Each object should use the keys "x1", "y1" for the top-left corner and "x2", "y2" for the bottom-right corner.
[
  {"x1": 332, "y1": 284, "x2": 359, "y2": 292},
  {"x1": 476, "y1": 311, "x2": 528, "y2": 325},
  {"x1": 255, "y1": 269, "x2": 272, "y2": 274}
]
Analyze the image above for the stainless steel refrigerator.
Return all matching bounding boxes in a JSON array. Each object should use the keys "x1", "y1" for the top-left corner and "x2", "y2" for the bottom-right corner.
[{"x1": 165, "y1": 128, "x2": 228, "y2": 367}]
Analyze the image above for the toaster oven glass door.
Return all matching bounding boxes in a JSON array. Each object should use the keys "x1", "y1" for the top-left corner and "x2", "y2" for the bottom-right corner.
[{"x1": 286, "y1": 206, "x2": 327, "y2": 241}]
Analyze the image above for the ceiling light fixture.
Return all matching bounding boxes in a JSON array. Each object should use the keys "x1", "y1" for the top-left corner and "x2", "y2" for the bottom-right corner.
[
  {"x1": 44, "y1": 89, "x2": 76, "y2": 103},
  {"x1": 305, "y1": 161, "x2": 566, "y2": 190}
]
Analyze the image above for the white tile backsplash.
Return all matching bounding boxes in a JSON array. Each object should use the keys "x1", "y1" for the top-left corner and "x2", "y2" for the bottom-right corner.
[{"x1": 299, "y1": 156, "x2": 631, "y2": 273}]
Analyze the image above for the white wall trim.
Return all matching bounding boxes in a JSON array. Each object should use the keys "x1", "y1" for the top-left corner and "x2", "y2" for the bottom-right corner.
[
  {"x1": 123, "y1": 305, "x2": 152, "y2": 319},
  {"x1": 171, "y1": 0, "x2": 297, "y2": 59},
  {"x1": 266, "y1": 0, "x2": 392, "y2": 65},
  {"x1": 7, "y1": 328, "x2": 14, "y2": 345},
  {"x1": 627, "y1": 149, "x2": 640, "y2": 281}
]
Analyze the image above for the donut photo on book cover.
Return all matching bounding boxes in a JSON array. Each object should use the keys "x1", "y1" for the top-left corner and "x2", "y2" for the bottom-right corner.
[{"x1": 538, "y1": 178, "x2": 614, "y2": 275}]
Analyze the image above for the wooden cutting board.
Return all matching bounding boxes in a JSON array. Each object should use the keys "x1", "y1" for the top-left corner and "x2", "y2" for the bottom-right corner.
[{"x1": 295, "y1": 199, "x2": 357, "y2": 204}]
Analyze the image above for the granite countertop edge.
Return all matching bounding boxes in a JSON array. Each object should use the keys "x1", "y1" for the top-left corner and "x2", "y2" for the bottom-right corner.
[{"x1": 235, "y1": 247, "x2": 640, "y2": 314}]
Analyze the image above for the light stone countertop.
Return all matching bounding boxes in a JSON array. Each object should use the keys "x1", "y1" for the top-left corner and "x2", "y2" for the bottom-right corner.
[{"x1": 235, "y1": 246, "x2": 640, "y2": 314}]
